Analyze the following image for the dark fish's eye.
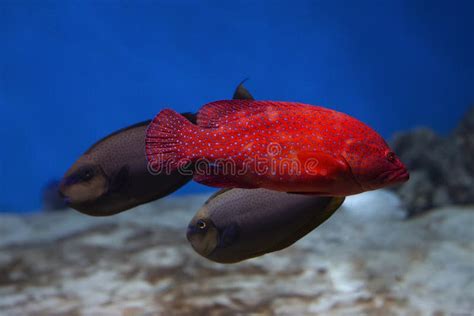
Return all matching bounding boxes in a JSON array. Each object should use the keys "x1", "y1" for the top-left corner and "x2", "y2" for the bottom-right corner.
[
  {"x1": 82, "y1": 170, "x2": 94, "y2": 181},
  {"x1": 76, "y1": 167, "x2": 95, "y2": 182},
  {"x1": 386, "y1": 152, "x2": 396, "y2": 163},
  {"x1": 197, "y1": 220, "x2": 207, "y2": 230}
]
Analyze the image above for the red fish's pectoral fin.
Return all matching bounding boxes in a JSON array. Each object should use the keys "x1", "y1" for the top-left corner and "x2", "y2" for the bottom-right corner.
[
  {"x1": 290, "y1": 150, "x2": 354, "y2": 195},
  {"x1": 145, "y1": 109, "x2": 199, "y2": 174},
  {"x1": 197, "y1": 100, "x2": 306, "y2": 128},
  {"x1": 296, "y1": 150, "x2": 351, "y2": 177},
  {"x1": 193, "y1": 174, "x2": 259, "y2": 189}
]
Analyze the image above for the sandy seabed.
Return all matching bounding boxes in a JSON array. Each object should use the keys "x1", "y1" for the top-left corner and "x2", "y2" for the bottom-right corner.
[{"x1": 0, "y1": 190, "x2": 473, "y2": 316}]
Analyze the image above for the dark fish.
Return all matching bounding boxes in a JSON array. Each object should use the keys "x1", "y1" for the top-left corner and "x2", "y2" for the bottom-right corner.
[
  {"x1": 60, "y1": 84, "x2": 252, "y2": 216},
  {"x1": 187, "y1": 188, "x2": 345, "y2": 263},
  {"x1": 59, "y1": 116, "x2": 194, "y2": 216}
]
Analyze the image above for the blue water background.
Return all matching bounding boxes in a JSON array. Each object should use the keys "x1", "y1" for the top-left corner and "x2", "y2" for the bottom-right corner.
[{"x1": 0, "y1": 0, "x2": 473, "y2": 212}]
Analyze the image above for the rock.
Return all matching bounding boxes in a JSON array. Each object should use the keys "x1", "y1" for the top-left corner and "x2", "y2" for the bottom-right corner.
[
  {"x1": 0, "y1": 192, "x2": 473, "y2": 315},
  {"x1": 395, "y1": 170, "x2": 436, "y2": 215},
  {"x1": 390, "y1": 106, "x2": 474, "y2": 216},
  {"x1": 455, "y1": 106, "x2": 474, "y2": 175}
]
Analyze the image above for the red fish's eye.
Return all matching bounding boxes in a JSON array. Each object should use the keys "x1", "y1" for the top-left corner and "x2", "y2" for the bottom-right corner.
[{"x1": 386, "y1": 152, "x2": 396, "y2": 163}]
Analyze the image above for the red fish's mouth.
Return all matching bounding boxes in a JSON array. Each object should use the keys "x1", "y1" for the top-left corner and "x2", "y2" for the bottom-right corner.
[
  {"x1": 385, "y1": 168, "x2": 410, "y2": 184},
  {"x1": 363, "y1": 168, "x2": 410, "y2": 191}
]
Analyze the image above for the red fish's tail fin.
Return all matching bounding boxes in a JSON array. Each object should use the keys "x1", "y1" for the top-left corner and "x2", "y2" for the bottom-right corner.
[{"x1": 146, "y1": 109, "x2": 199, "y2": 175}]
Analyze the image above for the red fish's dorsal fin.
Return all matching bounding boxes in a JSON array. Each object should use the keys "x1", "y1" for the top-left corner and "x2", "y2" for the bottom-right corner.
[{"x1": 197, "y1": 100, "x2": 309, "y2": 129}]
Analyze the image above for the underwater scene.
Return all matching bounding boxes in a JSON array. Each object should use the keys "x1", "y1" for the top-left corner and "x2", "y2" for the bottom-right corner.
[{"x1": 0, "y1": 1, "x2": 473, "y2": 315}]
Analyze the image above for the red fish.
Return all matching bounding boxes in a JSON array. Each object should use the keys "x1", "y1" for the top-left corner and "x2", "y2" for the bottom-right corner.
[{"x1": 146, "y1": 100, "x2": 409, "y2": 196}]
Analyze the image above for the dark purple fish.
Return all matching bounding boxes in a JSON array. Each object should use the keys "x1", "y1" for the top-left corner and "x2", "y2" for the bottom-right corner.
[
  {"x1": 187, "y1": 188, "x2": 345, "y2": 263},
  {"x1": 59, "y1": 83, "x2": 253, "y2": 216},
  {"x1": 59, "y1": 116, "x2": 194, "y2": 216}
]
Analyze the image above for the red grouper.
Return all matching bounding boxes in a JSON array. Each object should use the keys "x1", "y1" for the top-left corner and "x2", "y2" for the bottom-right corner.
[{"x1": 145, "y1": 100, "x2": 409, "y2": 196}]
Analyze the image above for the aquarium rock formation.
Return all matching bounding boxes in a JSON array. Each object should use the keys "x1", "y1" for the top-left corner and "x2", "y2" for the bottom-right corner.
[
  {"x1": 390, "y1": 106, "x2": 474, "y2": 216},
  {"x1": 0, "y1": 191, "x2": 473, "y2": 316}
]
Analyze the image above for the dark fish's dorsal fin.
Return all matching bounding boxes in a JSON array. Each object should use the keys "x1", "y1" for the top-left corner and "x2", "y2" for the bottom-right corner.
[
  {"x1": 197, "y1": 100, "x2": 307, "y2": 128},
  {"x1": 232, "y1": 79, "x2": 254, "y2": 100},
  {"x1": 86, "y1": 120, "x2": 151, "y2": 154},
  {"x1": 181, "y1": 112, "x2": 197, "y2": 124},
  {"x1": 85, "y1": 112, "x2": 198, "y2": 155},
  {"x1": 204, "y1": 188, "x2": 234, "y2": 205}
]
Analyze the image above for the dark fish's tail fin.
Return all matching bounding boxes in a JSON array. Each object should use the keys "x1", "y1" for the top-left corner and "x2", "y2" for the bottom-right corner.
[{"x1": 146, "y1": 109, "x2": 199, "y2": 175}]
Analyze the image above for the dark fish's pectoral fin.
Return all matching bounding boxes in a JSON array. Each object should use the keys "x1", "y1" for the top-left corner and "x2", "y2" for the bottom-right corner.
[
  {"x1": 108, "y1": 165, "x2": 130, "y2": 195},
  {"x1": 218, "y1": 223, "x2": 240, "y2": 248},
  {"x1": 232, "y1": 79, "x2": 254, "y2": 100}
]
